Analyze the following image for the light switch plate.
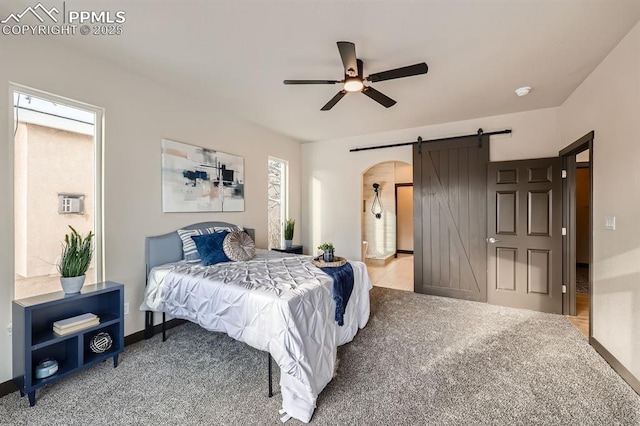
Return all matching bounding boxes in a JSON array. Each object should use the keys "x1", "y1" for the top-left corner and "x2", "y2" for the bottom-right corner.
[{"x1": 604, "y1": 215, "x2": 616, "y2": 230}]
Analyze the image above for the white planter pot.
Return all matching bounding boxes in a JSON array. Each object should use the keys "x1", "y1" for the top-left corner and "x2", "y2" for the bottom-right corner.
[
  {"x1": 285, "y1": 240, "x2": 293, "y2": 249},
  {"x1": 60, "y1": 275, "x2": 86, "y2": 294}
]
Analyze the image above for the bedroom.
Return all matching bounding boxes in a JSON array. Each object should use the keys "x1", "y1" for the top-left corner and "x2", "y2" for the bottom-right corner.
[{"x1": 1, "y1": 0, "x2": 640, "y2": 424}]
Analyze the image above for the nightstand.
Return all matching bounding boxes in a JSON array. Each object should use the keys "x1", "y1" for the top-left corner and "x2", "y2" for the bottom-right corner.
[{"x1": 271, "y1": 245, "x2": 303, "y2": 255}]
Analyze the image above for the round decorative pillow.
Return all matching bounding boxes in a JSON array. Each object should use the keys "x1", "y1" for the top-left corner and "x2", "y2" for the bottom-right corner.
[
  {"x1": 223, "y1": 230, "x2": 256, "y2": 261},
  {"x1": 90, "y1": 332, "x2": 113, "y2": 354}
]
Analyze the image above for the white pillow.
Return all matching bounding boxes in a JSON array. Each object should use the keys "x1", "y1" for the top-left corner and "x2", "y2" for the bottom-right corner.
[
  {"x1": 177, "y1": 227, "x2": 215, "y2": 263},
  {"x1": 213, "y1": 225, "x2": 244, "y2": 233},
  {"x1": 223, "y1": 231, "x2": 255, "y2": 261}
]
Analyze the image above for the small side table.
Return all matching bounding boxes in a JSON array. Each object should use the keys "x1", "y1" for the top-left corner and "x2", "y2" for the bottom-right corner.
[{"x1": 271, "y1": 245, "x2": 303, "y2": 255}]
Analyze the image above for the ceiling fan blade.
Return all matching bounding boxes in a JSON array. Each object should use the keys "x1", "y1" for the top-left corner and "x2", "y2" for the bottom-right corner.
[
  {"x1": 283, "y1": 80, "x2": 340, "y2": 85},
  {"x1": 362, "y1": 87, "x2": 396, "y2": 108},
  {"x1": 337, "y1": 41, "x2": 358, "y2": 77},
  {"x1": 367, "y1": 62, "x2": 429, "y2": 83},
  {"x1": 321, "y1": 90, "x2": 347, "y2": 111}
]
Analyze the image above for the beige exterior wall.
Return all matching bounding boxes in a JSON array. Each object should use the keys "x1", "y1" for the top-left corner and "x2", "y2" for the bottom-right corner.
[{"x1": 15, "y1": 122, "x2": 94, "y2": 279}]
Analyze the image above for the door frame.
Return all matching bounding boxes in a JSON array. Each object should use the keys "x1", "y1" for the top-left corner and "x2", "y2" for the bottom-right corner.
[
  {"x1": 395, "y1": 183, "x2": 413, "y2": 256},
  {"x1": 559, "y1": 131, "x2": 593, "y2": 327}
]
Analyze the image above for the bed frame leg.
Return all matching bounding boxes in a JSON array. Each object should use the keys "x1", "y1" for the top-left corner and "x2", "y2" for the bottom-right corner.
[
  {"x1": 268, "y1": 353, "x2": 273, "y2": 398},
  {"x1": 162, "y1": 313, "x2": 167, "y2": 342},
  {"x1": 144, "y1": 311, "x2": 154, "y2": 339}
]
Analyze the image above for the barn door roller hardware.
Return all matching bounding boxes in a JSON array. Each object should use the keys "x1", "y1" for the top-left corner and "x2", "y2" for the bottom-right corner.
[{"x1": 349, "y1": 128, "x2": 512, "y2": 153}]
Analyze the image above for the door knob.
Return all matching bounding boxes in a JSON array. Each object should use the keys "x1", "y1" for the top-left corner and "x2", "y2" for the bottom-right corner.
[{"x1": 486, "y1": 237, "x2": 501, "y2": 244}]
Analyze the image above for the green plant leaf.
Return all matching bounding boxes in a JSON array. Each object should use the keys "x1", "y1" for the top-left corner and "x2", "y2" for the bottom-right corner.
[
  {"x1": 57, "y1": 225, "x2": 94, "y2": 278},
  {"x1": 284, "y1": 218, "x2": 295, "y2": 240}
]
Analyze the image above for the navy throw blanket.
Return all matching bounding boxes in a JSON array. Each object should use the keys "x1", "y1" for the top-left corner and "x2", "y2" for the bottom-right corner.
[{"x1": 320, "y1": 262, "x2": 354, "y2": 326}]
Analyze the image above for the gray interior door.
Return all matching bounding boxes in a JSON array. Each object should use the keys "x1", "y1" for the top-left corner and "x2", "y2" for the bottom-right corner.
[
  {"x1": 413, "y1": 136, "x2": 488, "y2": 301},
  {"x1": 487, "y1": 157, "x2": 563, "y2": 313}
]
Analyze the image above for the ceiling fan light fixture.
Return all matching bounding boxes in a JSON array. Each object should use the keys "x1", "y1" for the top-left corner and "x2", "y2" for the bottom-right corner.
[
  {"x1": 344, "y1": 78, "x2": 364, "y2": 92},
  {"x1": 284, "y1": 41, "x2": 427, "y2": 110}
]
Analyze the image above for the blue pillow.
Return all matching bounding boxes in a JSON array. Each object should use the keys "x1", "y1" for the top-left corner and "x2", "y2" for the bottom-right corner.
[{"x1": 191, "y1": 232, "x2": 231, "y2": 266}]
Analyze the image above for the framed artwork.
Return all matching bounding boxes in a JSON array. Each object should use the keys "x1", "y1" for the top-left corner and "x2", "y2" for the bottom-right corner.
[{"x1": 161, "y1": 139, "x2": 245, "y2": 212}]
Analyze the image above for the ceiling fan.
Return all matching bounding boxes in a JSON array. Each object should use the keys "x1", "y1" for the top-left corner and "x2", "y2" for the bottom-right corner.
[{"x1": 284, "y1": 41, "x2": 428, "y2": 111}]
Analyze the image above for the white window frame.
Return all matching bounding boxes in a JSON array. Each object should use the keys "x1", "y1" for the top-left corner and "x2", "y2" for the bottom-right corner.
[
  {"x1": 10, "y1": 83, "x2": 105, "y2": 284},
  {"x1": 268, "y1": 156, "x2": 289, "y2": 249}
]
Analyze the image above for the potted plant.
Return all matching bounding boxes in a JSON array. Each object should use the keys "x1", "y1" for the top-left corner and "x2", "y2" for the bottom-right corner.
[
  {"x1": 318, "y1": 242, "x2": 335, "y2": 262},
  {"x1": 58, "y1": 226, "x2": 94, "y2": 294},
  {"x1": 284, "y1": 218, "x2": 295, "y2": 249}
]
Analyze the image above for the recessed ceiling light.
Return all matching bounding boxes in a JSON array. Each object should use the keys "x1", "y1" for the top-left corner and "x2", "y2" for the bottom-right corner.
[{"x1": 515, "y1": 86, "x2": 531, "y2": 97}]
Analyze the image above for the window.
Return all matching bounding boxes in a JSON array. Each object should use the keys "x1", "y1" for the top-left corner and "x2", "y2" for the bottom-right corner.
[
  {"x1": 268, "y1": 157, "x2": 288, "y2": 249},
  {"x1": 12, "y1": 85, "x2": 103, "y2": 299}
]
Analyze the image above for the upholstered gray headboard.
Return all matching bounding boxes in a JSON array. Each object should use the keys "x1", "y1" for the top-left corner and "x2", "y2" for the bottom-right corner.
[{"x1": 145, "y1": 222, "x2": 256, "y2": 278}]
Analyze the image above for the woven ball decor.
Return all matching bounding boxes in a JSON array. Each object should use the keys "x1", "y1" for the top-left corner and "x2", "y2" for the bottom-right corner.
[{"x1": 89, "y1": 332, "x2": 113, "y2": 354}]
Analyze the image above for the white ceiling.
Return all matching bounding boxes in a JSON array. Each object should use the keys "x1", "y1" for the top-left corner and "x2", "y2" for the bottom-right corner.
[{"x1": 6, "y1": 0, "x2": 640, "y2": 142}]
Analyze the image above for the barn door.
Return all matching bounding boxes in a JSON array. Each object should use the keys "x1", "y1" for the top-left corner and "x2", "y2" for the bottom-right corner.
[
  {"x1": 413, "y1": 136, "x2": 488, "y2": 301},
  {"x1": 487, "y1": 158, "x2": 563, "y2": 314}
]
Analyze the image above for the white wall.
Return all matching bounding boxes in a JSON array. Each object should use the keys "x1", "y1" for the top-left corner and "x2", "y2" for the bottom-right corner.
[
  {"x1": 302, "y1": 107, "x2": 561, "y2": 261},
  {"x1": 559, "y1": 21, "x2": 640, "y2": 379},
  {"x1": 0, "y1": 37, "x2": 301, "y2": 383}
]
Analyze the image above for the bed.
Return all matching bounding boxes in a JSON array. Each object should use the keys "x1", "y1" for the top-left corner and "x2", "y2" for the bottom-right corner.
[{"x1": 140, "y1": 222, "x2": 372, "y2": 423}]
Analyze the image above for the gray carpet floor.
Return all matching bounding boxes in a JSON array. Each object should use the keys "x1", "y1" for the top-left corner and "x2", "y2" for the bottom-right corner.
[{"x1": 2, "y1": 287, "x2": 639, "y2": 425}]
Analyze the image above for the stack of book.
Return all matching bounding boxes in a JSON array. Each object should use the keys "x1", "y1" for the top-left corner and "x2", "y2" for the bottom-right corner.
[{"x1": 53, "y1": 313, "x2": 100, "y2": 336}]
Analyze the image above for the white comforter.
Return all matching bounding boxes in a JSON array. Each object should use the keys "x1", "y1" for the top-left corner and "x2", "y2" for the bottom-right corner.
[{"x1": 140, "y1": 250, "x2": 371, "y2": 423}]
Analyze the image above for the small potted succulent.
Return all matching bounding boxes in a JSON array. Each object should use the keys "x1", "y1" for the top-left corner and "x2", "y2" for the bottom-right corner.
[
  {"x1": 284, "y1": 218, "x2": 295, "y2": 249},
  {"x1": 58, "y1": 226, "x2": 94, "y2": 294},
  {"x1": 318, "y1": 242, "x2": 335, "y2": 262}
]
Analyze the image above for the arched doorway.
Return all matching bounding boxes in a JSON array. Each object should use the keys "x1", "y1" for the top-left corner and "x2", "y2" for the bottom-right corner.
[{"x1": 361, "y1": 161, "x2": 413, "y2": 292}]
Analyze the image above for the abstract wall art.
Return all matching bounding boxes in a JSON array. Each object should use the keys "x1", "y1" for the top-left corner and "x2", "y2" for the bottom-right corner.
[{"x1": 161, "y1": 139, "x2": 245, "y2": 212}]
